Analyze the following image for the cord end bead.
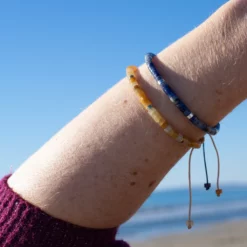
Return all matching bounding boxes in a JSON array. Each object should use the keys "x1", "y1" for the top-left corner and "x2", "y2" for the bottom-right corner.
[
  {"x1": 216, "y1": 189, "x2": 223, "y2": 197},
  {"x1": 186, "y1": 220, "x2": 194, "y2": 229},
  {"x1": 204, "y1": 183, "x2": 211, "y2": 191}
]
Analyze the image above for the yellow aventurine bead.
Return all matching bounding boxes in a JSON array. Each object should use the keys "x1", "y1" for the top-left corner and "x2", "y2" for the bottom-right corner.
[
  {"x1": 164, "y1": 126, "x2": 175, "y2": 136},
  {"x1": 133, "y1": 86, "x2": 153, "y2": 108},
  {"x1": 134, "y1": 86, "x2": 147, "y2": 100},
  {"x1": 129, "y1": 76, "x2": 136, "y2": 83},
  {"x1": 191, "y1": 143, "x2": 201, "y2": 148},
  {"x1": 154, "y1": 112, "x2": 165, "y2": 126},
  {"x1": 147, "y1": 106, "x2": 156, "y2": 117},
  {"x1": 184, "y1": 138, "x2": 201, "y2": 148},
  {"x1": 176, "y1": 134, "x2": 184, "y2": 143},
  {"x1": 160, "y1": 121, "x2": 168, "y2": 129},
  {"x1": 147, "y1": 108, "x2": 164, "y2": 126},
  {"x1": 171, "y1": 132, "x2": 179, "y2": 139},
  {"x1": 131, "y1": 80, "x2": 139, "y2": 88},
  {"x1": 140, "y1": 98, "x2": 152, "y2": 108},
  {"x1": 126, "y1": 66, "x2": 138, "y2": 75},
  {"x1": 126, "y1": 65, "x2": 203, "y2": 149},
  {"x1": 191, "y1": 137, "x2": 204, "y2": 148}
]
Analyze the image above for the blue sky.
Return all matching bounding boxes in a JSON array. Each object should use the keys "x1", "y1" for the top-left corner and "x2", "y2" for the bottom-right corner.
[{"x1": 1, "y1": 0, "x2": 246, "y2": 189}]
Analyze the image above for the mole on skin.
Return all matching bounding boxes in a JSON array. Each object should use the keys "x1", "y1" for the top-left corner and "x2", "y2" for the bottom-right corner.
[{"x1": 148, "y1": 181, "x2": 156, "y2": 188}]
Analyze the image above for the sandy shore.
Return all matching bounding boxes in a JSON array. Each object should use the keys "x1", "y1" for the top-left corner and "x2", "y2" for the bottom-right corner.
[{"x1": 130, "y1": 221, "x2": 247, "y2": 247}]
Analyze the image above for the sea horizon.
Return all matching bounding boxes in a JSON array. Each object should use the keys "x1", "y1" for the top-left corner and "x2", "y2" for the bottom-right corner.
[{"x1": 118, "y1": 184, "x2": 247, "y2": 242}]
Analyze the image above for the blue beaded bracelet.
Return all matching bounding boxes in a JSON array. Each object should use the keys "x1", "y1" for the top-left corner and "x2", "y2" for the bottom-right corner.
[{"x1": 145, "y1": 53, "x2": 220, "y2": 135}]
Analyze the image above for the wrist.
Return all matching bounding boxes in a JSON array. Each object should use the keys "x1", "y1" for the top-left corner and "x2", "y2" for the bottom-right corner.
[
  {"x1": 139, "y1": 63, "x2": 205, "y2": 142},
  {"x1": 139, "y1": 0, "x2": 247, "y2": 142}
]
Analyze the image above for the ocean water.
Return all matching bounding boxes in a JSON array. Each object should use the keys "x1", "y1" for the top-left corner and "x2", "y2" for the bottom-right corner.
[{"x1": 118, "y1": 185, "x2": 247, "y2": 241}]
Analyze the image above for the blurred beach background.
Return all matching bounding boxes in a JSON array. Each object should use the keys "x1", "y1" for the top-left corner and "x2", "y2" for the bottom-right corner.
[
  {"x1": 1, "y1": 0, "x2": 247, "y2": 246},
  {"x1": 118, "y1": 184, "x2": 247, "y2": 246}
]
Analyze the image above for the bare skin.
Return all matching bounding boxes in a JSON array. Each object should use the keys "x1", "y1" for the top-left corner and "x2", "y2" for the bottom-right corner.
[{"x1": 8, "y1": 0, "x2": 247, "y2": 229}]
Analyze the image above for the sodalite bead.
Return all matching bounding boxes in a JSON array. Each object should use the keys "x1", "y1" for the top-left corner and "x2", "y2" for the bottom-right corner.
[{"x1": 145, "y1": 53, "x2": 220, "y2": 135}]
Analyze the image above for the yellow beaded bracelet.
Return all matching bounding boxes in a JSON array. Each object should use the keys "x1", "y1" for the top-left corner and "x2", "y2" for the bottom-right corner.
[{"x1": 126, "y1": 65, "x2": 204, "y2": 149}]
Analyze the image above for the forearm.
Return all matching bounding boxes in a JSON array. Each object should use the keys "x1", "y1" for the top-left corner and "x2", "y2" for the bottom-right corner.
[{"x1": 8, "y1": 0, "x2": 247, "y2": 229}]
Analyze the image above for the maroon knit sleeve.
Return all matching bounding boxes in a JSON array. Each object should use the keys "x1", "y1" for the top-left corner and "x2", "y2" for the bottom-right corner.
[{"x1": 0, "y1": 175, "x2": 130, "y2": 247}]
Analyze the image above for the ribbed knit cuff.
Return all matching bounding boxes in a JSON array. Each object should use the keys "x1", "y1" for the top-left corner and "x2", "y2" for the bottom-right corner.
[{"x1": 0, "y1": 175, "x2": 126, "y2": 247}]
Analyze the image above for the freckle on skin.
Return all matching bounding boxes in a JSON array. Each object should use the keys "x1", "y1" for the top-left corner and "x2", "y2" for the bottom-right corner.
[
  {"x1": 221, "y1": 30, "x2": 226, "y2": 38},
  {"x1": 130, "y1": 182, "x2": 136, "y2": 186},
  {"x1": 123, "y1": 100, "x2": 128, "y2": 104},
  {"x1": 132, "y1": 171, "x2": 138, "y2": 176},
  {"x1": 145, "y1": 158, "x2": 149, "y2": 163},
  {"x1": 216, "y1": 89, "x2": 222, "y2": 95},
  {"x1": 148, "y1": 180, "x2": 156, "y2": 188}
]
